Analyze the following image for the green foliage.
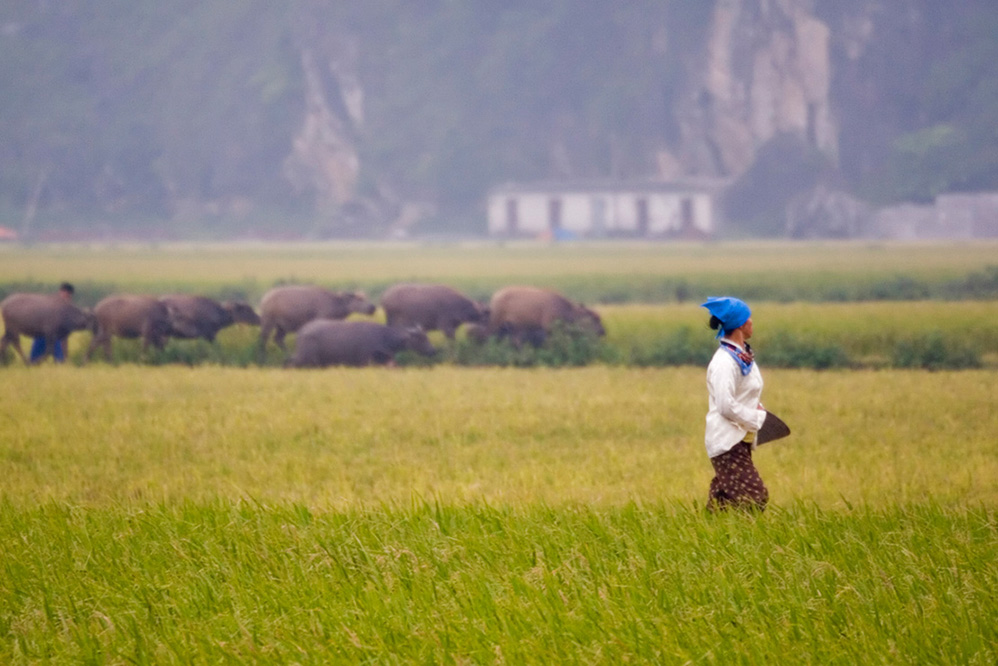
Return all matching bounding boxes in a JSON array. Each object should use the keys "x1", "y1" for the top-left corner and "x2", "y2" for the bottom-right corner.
[
  {"x1": 0, "y1": 1, "x2": 302, "y2": 227},
  {"x1": 943, "y1": 265, "x2": 998, "y2": 299},
  {"x1": 723, "y1": 134, "x2": 833, "y2": 237},
  {"x1": 759, "y1": 332, "x2": 852, "y2": 370},
  {"x1": 895, "y1": 6, "x2": 998, "y2": 198},
  {"x1": 628, "y1": 325, "x2": 714, "y2": 367},
  {"x1": 891, "y1": 332, "x2": 982, "y2": 370},
  {"x1": 624, "y1": 328, "x2": 851, "y2": 370},
  {"x1": 431, "y1": 322, "x2": 612, "y2": 368},
  {"x1": 127, "y1": 339, "x2": 265, "y2": 369},
  {"x1": 858, "y1": 275, "x2": 932, "y2": 301},
  {"x1": 824, "y1": 2, "x2": 998, "y2": 204},
  {"x1": 886, "y1": 124, "x2": 972, "y2": 202}
]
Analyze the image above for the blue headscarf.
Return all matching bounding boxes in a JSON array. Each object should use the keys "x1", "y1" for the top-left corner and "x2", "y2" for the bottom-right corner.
[
  {"x1": 701, "y1": 296, "x2": 751, "y2": 339},
  {"x1": 702, "y1": 296, "x2": 755, "y2": 375}
]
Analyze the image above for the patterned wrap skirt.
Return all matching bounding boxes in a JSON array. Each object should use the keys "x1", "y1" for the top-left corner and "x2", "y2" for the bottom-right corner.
[{"x1": 708, "y1": 441, "x2": 769, "y2": 512}]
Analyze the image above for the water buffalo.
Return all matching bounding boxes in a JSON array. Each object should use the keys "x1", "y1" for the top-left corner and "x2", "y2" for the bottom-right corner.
[
  {"x1": 287, "y1": 320, "x2": 437, "y2": 368},
  {"x1": 380, "y1": 283, "x2": 487, "y2": 340},
  {"x1": 87, "y1": 295, "x2": 197, "y2": 361},
  {"x1": 160, "y1": 295, "x2": 260, "y2": 342},
  {"x1": 0, "y1": 293, "x2": 93, "y2": 365},
  {"x1": 488, "y1": 286, "x2": 605, "y2": 346},
  {"x1": 258, "y1": 285, "x2": 376, "y2": 353}
]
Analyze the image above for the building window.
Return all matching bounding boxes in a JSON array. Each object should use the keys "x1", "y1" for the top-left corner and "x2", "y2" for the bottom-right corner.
[
  {"x1": 636, "y1": 197, "x2": 649, "y2": 235},
  {"x1": 505, "y1": 197, "x2": 519, "y2": 234},
  {"x1": 548, "y1": 197, "x2": 562, "y2": 231}
]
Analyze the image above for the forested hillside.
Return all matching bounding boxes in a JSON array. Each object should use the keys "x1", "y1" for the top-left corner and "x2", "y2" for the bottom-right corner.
[{"x1": 1, "y1": 0, "x2": 996, "y2": 239}]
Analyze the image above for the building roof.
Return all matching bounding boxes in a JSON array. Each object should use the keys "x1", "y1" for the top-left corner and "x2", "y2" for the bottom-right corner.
[{"x1": 489, "y1": 177, "x2": 732, "y2": 196}]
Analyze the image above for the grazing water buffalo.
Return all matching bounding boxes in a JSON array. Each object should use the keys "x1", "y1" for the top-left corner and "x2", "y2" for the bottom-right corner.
[
  {"x1": 287, "y1": 320, "x2": 437, "y2": 368},
  {"x1": 87, "y1": 295, "x2": 197, "y2": 361},
  {"x1": 0, "y1": 293, "x2": 93, "y2": 365},
  {"x1": 258, "y1": 285, "x2": 376, "y2": 353},
  {"x1": 380, "y1": 283, "x2": 487, "y2": 340},
  {"x1": 488, "y1": 286, "x2": 605, "y2": 346},
  {"x1": 160, "y1": 295, "x2": 260, "y2": 342}
]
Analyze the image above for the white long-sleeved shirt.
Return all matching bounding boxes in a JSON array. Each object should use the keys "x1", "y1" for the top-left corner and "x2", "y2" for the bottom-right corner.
[{"x1": 704, "y1": 339, "x2": 767, "y2": 458}]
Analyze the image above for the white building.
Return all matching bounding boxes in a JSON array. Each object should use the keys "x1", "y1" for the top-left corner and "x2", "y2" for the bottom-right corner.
[
  {"x1": 486, "y1": 179, "x2": 727, "y2": 238},
  {"x1": 874, "y1": 191, "x2": 998, "y2": 239}
]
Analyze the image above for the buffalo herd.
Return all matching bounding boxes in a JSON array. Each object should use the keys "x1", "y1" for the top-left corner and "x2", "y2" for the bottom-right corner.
[{"x1": 1, "y1": 283, "x2": 605, "y2": 368}]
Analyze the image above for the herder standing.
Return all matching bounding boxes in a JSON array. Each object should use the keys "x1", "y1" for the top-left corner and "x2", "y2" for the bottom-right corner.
[{"x1": 29, "y1": 282, "x2": 75, "y2": 363}]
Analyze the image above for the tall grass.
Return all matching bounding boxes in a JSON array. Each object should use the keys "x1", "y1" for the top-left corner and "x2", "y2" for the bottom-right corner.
[
  {"x1": 1, "y1": 501, "x2": 995, "y2": 663},
  {"x1": 1, "y1": 364, "x2": 996, "y2": 662},
  {"x1": 2, "y1": 366, "x2": 995, "y2": 507}
]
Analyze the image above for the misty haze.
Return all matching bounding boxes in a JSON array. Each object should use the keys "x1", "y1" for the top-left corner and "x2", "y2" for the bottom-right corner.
[{"x1": 1, "y1": 0, "x2": 997, "y2": 242}]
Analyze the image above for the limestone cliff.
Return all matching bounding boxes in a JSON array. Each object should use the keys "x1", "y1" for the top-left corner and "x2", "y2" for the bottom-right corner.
[
  {"x1": 673, "y1": 0, "x2": 838, "y2": 179},
  {"x1": 282, "y1": 40, "x2": 363, "y2": 213}
]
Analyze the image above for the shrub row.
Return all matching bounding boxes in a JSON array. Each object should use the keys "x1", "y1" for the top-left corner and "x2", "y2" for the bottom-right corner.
[
  {"x1": 28, "y1": 326, "x2": 977, "y2": 371},
  {"x1": 3, "y1": 265, "x2": 998, "y2": 307},
  {"x1": 428, "y1": 328, "x2": 979, "y2": 370}
]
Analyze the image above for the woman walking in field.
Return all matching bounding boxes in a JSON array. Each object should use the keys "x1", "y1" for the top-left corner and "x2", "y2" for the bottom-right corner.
[{"x1": 701, "y1": 296, "x2": 769, "y2": 512}]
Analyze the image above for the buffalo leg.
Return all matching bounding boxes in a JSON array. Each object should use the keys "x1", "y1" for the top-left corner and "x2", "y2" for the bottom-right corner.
[
  {"x1": 257, "y1": 321, "x2": 275, "y2": 353},
  {"x1": 86, "y1": 331, "x2": 114, "y2": 362},
  {"x1": 273, "y1": 326, "x2": 288, "y2": 351},
  {"x1": 525, "y1": 328, "x2": 547, "y2": 347},
  {"x1": 1, "y1": 334, "x2": 30, "y2": 366},
  {"x1": 142, "y1": 319, "x2": 165, "y2": 354},
  {"x1": 85, "y1": 329, "x2": 101, "y2": 361},
  {"x1": 143, "y1": 323, "x2": 167, "y2": 355}
]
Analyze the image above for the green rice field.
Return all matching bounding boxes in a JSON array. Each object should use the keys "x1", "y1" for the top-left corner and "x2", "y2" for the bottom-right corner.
[
  {"x1": 1, "y1": 241, "x2": 997, "y2": 663},
  {"x1": 3, "y1": 239, "x2": 998, "y2": 303}
]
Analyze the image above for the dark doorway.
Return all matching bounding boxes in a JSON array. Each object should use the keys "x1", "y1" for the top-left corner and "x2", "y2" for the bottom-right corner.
[
  {"x1": 548, "y1": 197, "x2": 563, "y2": 231},
  {"x1": 636, "y1": 197, "x2": 649, "y2": 236},
  {"x1": 505, "y1": 197, "x2": 519, "y2": 234},
  {"x1": 681, "y1": 198, "x2": 695, "y2": 232},
  {"x1": 591, "y1": 197, "x2": 607, "y2": 236}
]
